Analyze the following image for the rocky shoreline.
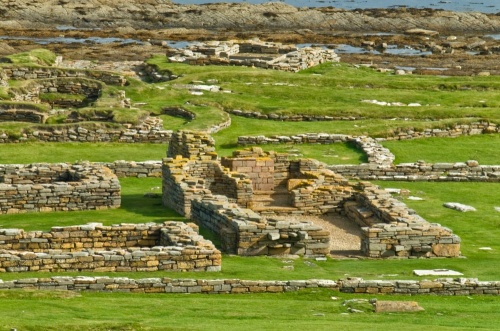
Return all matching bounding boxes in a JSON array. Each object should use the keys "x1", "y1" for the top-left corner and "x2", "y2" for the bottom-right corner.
[
  {"x1": 0, "y1": 1, "x2": 499, "y2": 74},
  {"x1": 1, "y1": 1, "x2": 499, "y2": 33}
]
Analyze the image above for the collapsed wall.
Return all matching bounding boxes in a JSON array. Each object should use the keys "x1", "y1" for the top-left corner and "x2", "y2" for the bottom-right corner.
[
  {"x1": 0, "y1": 162, "x2": 120, "y2": 214},
  {"x1": 0, "y1": 221, "x2": 221, "y2": 272},
  {"x1": 167, "y1": 40, "x2": 340, "y2": 73}
]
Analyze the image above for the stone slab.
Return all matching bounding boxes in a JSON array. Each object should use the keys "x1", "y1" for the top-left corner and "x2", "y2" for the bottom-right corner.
[{"x1": 413, "y1": 269, "x2": 463, "y2": 276}]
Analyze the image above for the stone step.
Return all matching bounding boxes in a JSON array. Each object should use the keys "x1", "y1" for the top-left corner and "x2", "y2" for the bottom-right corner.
[{"x1": 251, "y1": 206, "x2": 299, "y2": 214}]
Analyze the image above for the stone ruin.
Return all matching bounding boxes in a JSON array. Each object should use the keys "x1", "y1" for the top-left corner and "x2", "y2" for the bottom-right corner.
[
  {"x1": 166, "y1": 39, "x2": 340, "y2": 72},
  {"x1": 162, "y1": 130, "x2": 461, "y2": 258},
  {"x1": 0, "y1": 162, "x2": 120, "y2": 214},
  {"x1": 0, "y1": 221, "x2": 221, "y2": 272}
]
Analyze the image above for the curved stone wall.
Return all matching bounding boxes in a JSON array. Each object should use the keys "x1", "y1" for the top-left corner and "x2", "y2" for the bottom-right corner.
[{"x1": 238, "y1": 123, "x2": 500, "y2": 182}]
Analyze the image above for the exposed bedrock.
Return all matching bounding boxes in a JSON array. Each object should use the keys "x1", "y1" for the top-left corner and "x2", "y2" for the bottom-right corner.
[{"x1": 0, "y1": 1, "x2": 499, "y2": 34}]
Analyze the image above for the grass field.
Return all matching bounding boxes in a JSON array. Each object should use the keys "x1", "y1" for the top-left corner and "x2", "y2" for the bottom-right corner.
[
  {"x1": 1, "y1": 53, "x2": 500, "y2": 330},
  {"x1": 1, "y1": 289, "x2": 500, "y2": 331}
]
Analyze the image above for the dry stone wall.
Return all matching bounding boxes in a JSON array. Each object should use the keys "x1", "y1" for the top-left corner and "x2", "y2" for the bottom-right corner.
[
  {"x1": 0, "y1": 276, "x2": 498, "y2": 295},
  {"x1": 339, "y1": 278, "x2": 500, "y2": 295},
  {"x1": 162, "y1": 156, "x2": 253, "y2": 217},
  {"x1": 163, "y1": 131, "x2": 461, "y2": 258},
  {"x1": 0, "y1": 163, "x2": 120, "y2": 214},
  {"x1": 0, "y1": 66, "x2": 127, "y2": 86},
  {"x1": 221, "y1": 156, "x2": 275, "y2": 191},
  {"x1": 0, "y1": 221, "x2": 221, "y2": 272},
  {"x1": 9, "y1": 78, "x2": 102, "y2": 105},
  {"x1": 191, "y1": 195, "x2": 330, "y2": 256},
  {"x1": 167, "y1": 130, "x2": 217, "y2": 160},
  {"x1": 238, "y1": 125, "x2": 500, "y2": 182},
  {"x1": 167, "y1": 40, "x2": 340, "y2": 73},
  {"x1": 0, "y1": 108, "x2": 47, "y2": 124},
  {"x1": 289, "y1": 159, "x2": 354, "y2": 215},
  {"x1": 102, "y1": 160, "x2": 162, "y2": 178},
  {"x1": 0, "y1": 116, "x2": 173, "y2": 143},
  {"x1": 0, "y1": 277, "x2": 337, "y2": 294},
  {"x1": 331, "y1": 161, "x2": 500, "y2": 182},
  {"x1": 345, "y1": 183, "x2": 461, "y2": 258}
]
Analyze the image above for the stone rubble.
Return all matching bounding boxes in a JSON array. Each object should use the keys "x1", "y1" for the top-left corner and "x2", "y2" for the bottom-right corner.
[{"x1": 166, "y1": 39, "x2": 340, "y2": 72}]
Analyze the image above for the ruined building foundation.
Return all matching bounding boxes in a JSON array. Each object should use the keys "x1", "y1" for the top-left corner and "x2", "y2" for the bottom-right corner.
[{"x1": 162, "y1": 131, "x2": 461, "y2": 258}]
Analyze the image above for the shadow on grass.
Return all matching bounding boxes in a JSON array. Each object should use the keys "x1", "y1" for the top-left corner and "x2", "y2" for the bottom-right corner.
[
  {"x1": 346, "y1": 141, "x2": 368, "y2": 164},
  {"x1": 120, "y1": 193, "x2": 186, "y2": 221}
]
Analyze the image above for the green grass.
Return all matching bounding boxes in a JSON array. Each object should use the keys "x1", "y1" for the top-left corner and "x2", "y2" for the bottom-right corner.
[
  {"x1": 0, "y1": 178, "x2": 184, "y2": 232},
  {"x1": 1, "y1": 49, "x2": 57, "y2": 66},
  {"x1": 218, "y1": 142, "x2": 367, "y2": 164},
  {"x1": 147, "y1": 57, "x2": 500, "y2": 121},
  {"x1": 0, "y1": 289, "x2": 499, "y2": 331},
  {"x1": 0, "y1": 142, "x2": 167, "y2": 163},
  {"x1": 382, "y1": 134, "x2": 500, "y2": 164}
]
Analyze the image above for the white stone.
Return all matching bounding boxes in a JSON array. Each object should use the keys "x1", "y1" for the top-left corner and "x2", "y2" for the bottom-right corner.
[
  {"x1": 443, "y1": 202, "x2": 476, "y2": 212},
  {"x1": 413, "y1": 269, "x2": 463, "y2": 276}
]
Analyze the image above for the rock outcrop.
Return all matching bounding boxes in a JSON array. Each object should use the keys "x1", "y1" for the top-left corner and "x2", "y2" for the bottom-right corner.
[{"x1": 0, "y1": 1, "x2": 499, "y2": 34}]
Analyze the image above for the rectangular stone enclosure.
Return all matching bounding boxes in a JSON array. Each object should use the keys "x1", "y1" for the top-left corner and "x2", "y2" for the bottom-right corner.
[
  {"x1": 0, "y1": 221, "x2": 221, "y2": 272},
  {"x1": 0, "y1": 162, "x2": 121, "y2": 214}
]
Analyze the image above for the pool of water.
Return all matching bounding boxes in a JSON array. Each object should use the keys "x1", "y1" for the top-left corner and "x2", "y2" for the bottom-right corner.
[{"x1": 0, "y1": 35, "x2": 143, "y2": 45}]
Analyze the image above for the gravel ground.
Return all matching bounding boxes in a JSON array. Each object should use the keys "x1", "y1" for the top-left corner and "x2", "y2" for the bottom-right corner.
[{"x1": 269, "y1": 213, "x2": 363, "y2": 257}]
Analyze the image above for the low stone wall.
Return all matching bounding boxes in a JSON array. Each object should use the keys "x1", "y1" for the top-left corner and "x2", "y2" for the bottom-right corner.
[
  {"x1": 1, "y1": 277, "x2": 498, "y2": 296},
  {"x1": 231, "y1": 109, "x2": 357, "y2": 121},
  {"x1": 345, "y1": 183, "x2": 461, "y2": 258},
  {"x1": 0, "y1": 163, "x2": 120, "y2": 214},
  {"x1": 0, "y1": 277, "x2": 337, "y2": 293},
  {"x1": 0, "y1": 221, "x2": 221, "y2": 272},
  {"x1": 191, "y1": 195, "x2": 330, "y2": 256},
  {"x1": 331, "y1": 161, "x2": 500, "y2": 182},
  {"x1": 338, "y1": 278, "x2": 500, "y2": 295},
  {"x1": 238, "y1": 134, "x2": 394, "y2": 166},
  {"x1": 0, "y1": 65, "x2": 127, "y2": 86},
  {"x1": 9, "y1": 78, "x2": 102, "y2": 105},
  {"x1": 0, "y1": 117, "x2": 173, "y2": 143},
  {"x1": 0, "y1": 107, "x2": 48, "y2": 124},
  {"x1": 103, "y1": 160, "x2": 162, "y2": 178},
  {"x1": 238, "y1": 128, "x2": 500, "y2": 182}
]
